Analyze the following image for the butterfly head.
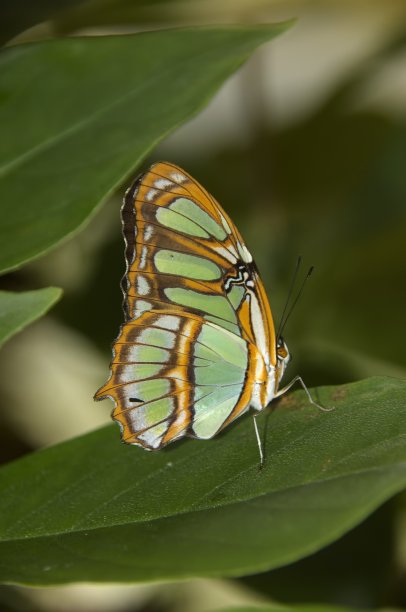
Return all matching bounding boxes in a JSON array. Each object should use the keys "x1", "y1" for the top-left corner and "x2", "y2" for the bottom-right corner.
[
  {"x1": 255, "y1": 336, "x2": 291, "y2": 410},
  {"x1": 275, "y1": 335, "x2": 291, "y2": 387}
]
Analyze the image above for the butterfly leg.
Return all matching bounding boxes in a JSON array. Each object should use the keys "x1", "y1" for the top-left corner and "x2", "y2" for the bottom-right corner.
[
  {"x1": 252, "y1": 413, "x2": 265, "y2": 469},
  {"x1": 275, "y1": 376, "x2": 334, "y2": 412}
]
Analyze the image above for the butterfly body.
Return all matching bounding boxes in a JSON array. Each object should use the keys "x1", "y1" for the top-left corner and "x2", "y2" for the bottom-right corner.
[{"x1": 95, "y1": 162, "x2": 291, "y2": 450}]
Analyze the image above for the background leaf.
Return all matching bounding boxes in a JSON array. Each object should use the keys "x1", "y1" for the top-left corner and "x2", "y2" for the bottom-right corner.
[
  {"x1": 241, "y1": 499, "x2": 396, "y2": 606},
  {"x1": 0, "y1": 23, "x2": 291, "y2": 274},
  {"x1": 0, "y1": 288, "x2": 62, "y2": 348},
  {"x1": 0, "y1": 376, "x2": 405, "y2": 586}
]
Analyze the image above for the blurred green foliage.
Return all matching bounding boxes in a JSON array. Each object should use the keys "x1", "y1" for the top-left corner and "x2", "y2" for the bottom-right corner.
[
  {"x1": 0, "y1": 288, "x2": 61, "y2": 347},
  {"x1": 55, "y1": 24, "x2": 406, "y2": 390},
  {"x1": 0, "y1": 1, "x2": 405, "y2": 610}
]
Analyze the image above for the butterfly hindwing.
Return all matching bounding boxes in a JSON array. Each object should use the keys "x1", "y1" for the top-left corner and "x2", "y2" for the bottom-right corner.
[
  {"x1": 96, "y1": 311, "x2": 255, "y2": 449},
  {"x1": 95, "y1": 162, "x2": 274, "y2": 449}
]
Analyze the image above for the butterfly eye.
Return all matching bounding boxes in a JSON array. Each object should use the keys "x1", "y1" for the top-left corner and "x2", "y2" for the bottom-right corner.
[{"x1": 277, "y1": 346, "x2": 288, "y2": 359}]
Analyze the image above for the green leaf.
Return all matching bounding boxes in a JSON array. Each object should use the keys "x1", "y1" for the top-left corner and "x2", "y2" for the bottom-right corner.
[
  {"x1": 241, "y1": 501, "x2": 395, "y2": 608},
  {"x1": 0, "y1": 23, "x2": 291, "y2": 274},
  {"x1": 0, "y1": 288, "x2": 62, "y2": 348},
  {"x1": 0, "y1": 377, "x2": 405, "y2": 585}
]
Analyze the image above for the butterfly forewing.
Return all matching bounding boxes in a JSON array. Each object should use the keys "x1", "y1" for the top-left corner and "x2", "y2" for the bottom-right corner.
[{"x1": 95, "y1": 162, "x2": 276, "y2": 449}]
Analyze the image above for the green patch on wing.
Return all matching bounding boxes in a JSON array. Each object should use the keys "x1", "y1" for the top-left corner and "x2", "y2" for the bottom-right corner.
[
  {"x1": 143, "y1": 397, "x2": 174, "y2": 426},
  {"x1": 192, "y1": 321, "x2": 248, "y2": 438},
  {"x1": 137, "y1": 327, "x2": 176, "y2": 349},
  {"x1": 228, "y1": 285, "x2": 245, "y2": 310},
  {"x1": 154, "y1": 249, "x2": 221, "y2": 280},
  {"x1": 130, "y1": 378, "x2": 171, "y2": 402},
  {"x1": 196, "y1": 323, "x2": 247, "y2": 368},
  {"x1": 156, "y1": 207, "x2": 210, "y2": 239},
  {"x1": 121, "y1": 363, "x2": 163, "y2": 380},
  {"x1": 169, "y1": 198, "x2": 227, "y2": 240},
  {"x1": 126, "y1": 345, "x2": 170, "y2": 363},
  {"x1": 165, "y1": 288, "x2": 237, "y2": 327},
  {"x1": 193, "y1": 385, "x2": 243, "y2": 438}
]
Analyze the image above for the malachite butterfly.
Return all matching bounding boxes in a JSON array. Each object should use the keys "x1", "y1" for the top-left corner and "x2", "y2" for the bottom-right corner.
[{"x1": 95, "y1": 161, "x2": 319, "y2": 457}]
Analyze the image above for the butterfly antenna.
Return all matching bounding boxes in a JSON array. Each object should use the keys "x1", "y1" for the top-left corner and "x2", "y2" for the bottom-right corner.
[
  {"x1": 278, "y1": 266, "x2": 314, "y2": 340},
  {"x1": 276, "y1": 256, "x2": 302, "y2": 342}
]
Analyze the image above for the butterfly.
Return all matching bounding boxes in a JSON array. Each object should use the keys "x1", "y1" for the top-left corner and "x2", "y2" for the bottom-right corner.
[{"x1": 95, "y1": 162, "x2": 326, "y2": 463}]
